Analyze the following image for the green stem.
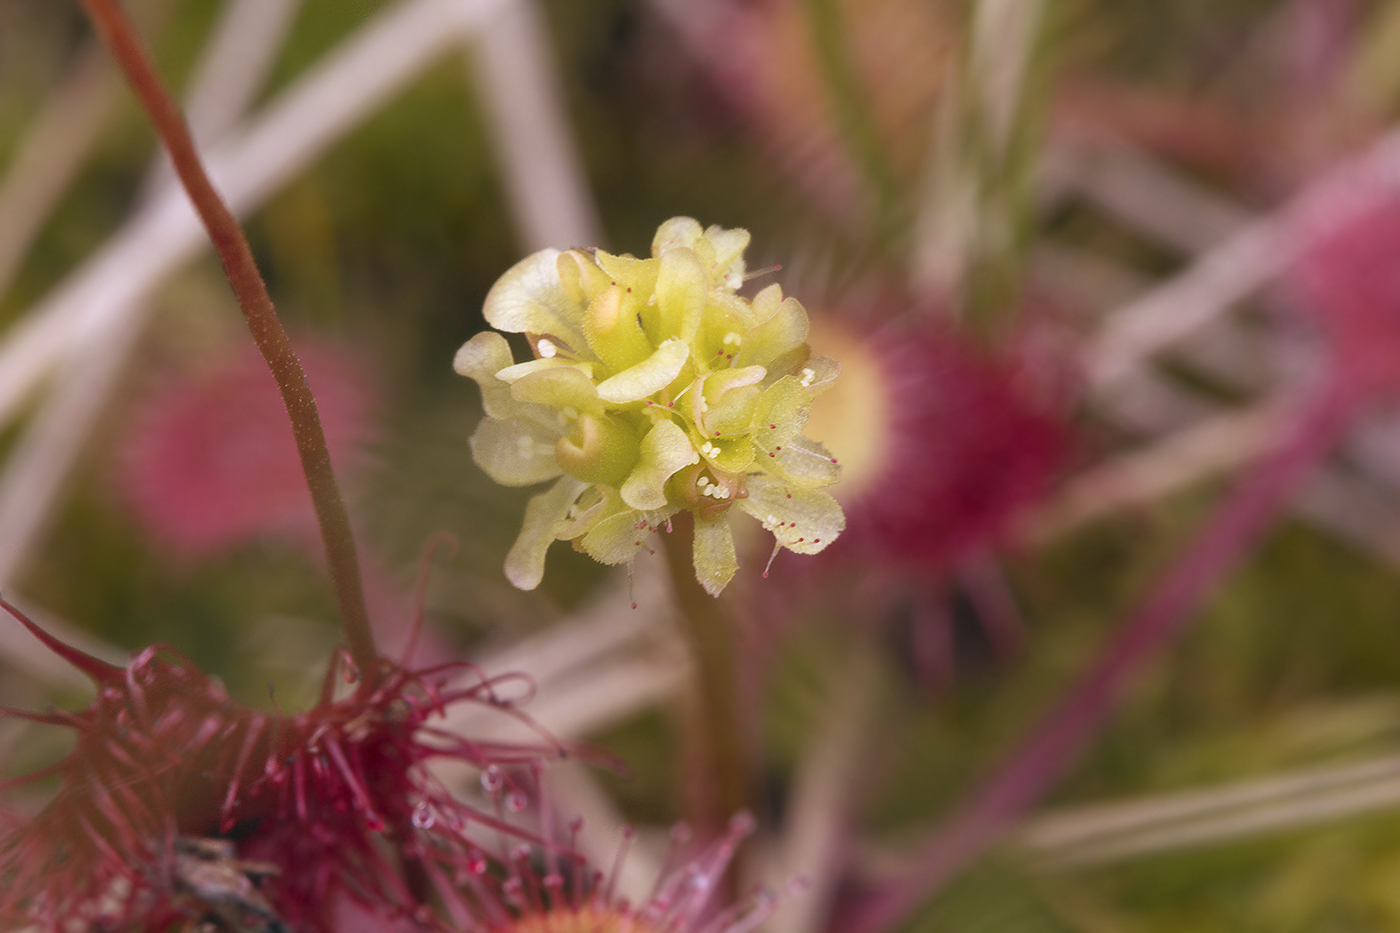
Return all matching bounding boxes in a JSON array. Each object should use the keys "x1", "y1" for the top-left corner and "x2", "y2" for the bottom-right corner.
[
  {"x1": 662, "y1": 516, "x2": 752, "y2": 838},
  {"x1": 78, "y1": 0, "x2": 378, "y2": 692}
]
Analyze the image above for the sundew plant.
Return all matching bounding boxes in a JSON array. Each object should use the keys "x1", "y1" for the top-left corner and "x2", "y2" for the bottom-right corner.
[{"x1": 7, "y1": 0, "x2": 1400, "y2": 931}]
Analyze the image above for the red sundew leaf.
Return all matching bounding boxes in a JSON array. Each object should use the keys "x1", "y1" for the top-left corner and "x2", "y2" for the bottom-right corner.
[
  {"x1": 1290, "y1": 193, "x2": 1400, "y2": 389},
  {"x1": 115, "y1": 340, "x2": 378, "y2": 558},
  {"x1": 0, "y1": 605, "x2": 565, "y2": 933}
]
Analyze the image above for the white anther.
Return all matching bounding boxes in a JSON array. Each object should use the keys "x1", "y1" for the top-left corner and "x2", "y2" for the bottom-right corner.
[
  {"x1": 725, "y1": 273, "x2": 743, "y2": 290},
  {"x1": 723, "y1": 331, "x2": 742, "y2": 347},
  {"x1": 701, "y1": 442, "x2": 717, "y2": 457},
  {"x1": 537, "y1": 338, "x2": 558, "y2": 359},
  {"x1": 800, "y1": 367, "x2": 816, "y2": 388}
]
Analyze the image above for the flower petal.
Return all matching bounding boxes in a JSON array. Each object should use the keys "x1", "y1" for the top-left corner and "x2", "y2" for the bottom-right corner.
[
  {"x1": 704, "y1": 225, "x2": 750, "y2": 286},
  {"x1": 652, "y1": 216, "x2": 704, "y2": 256},
  {"x1": 483, "y1": 248, "x2": 587, "y2": 352},
  {"x1": 738, "y1": 474, "x2": 845, "y2": 554},
  {"x1": 453, "y1": 331, "x2": 518, "y2": 420},
  {"x1": 621, "y1": 419, "x2": 700, "y2": 510},
  {"x1": 505, "y1": 476, "x2": 589, "y2": 589},
  {"x1": 469, "y1": 417, "x2": 564, "y2": 487},
  {"x1": 593, "y1": 249, "x2": 661, "y2": 297},
  {"x1": 596, "y1": 338, "x2": 690, "y2": 404},
  {"x1": 507, "y1": 364, "x2": 602, "y2": 413},
  {"x1": 655, "y1": 248, "x2": 706, "y2": 344},
  {"x1": 751, "y1": 376, "x2": 813, "y2": 450},
  {"x1": 577, "y1": 491, "x2": 670, "y2": 565},
  {"x1": 768, "y1": 436, "x2": 842, "y2": 488},
  {"x1": 585, "y1": 284, "x2": 654, "y2": 372},
  {"x1": 692, "y1": 515, "x2": 738, "y2": 596},
  {"x1": 737, "y1": 296, "x2": 809, "y2": 369}
]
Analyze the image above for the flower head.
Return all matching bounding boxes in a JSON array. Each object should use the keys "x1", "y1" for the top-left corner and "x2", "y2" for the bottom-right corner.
[
  {"x1": 0, "y1": 597, "x2": 555, "y2": 933},
  {"x1": 455, "y1": 218, "x2": 845, "y2": 596}
]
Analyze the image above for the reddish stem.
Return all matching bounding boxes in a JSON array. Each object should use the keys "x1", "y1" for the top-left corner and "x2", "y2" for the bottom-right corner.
[
  {"x1": 846, "y1": 373, "x2": 1365, "y2": 933},
  {"x1": 78, "y1": 0, "x2": 377, "y2": 690}
]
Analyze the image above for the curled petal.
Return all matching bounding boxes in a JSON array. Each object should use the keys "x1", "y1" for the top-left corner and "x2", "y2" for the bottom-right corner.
[
  {"x1": 508, "y1": 364, "x2": 602, "y2": 414},
  {"x1": 505, "y1": 476, "x2": 589, "y2": 589},
  {"x1": 738, "y1": 474, "x2": 845, "y2": 555},
  {"x1": 596, "y1": 339, "x2": 690, "y2": 404},
  {"x1": 469, "y1": 418, "x2": 564, "y2": 487},
  {"x1": 483, "y1": 249, "x2": 586, "y2": 351},
  {"x1": 692, "y1": 515, "x2": 739, "y2": 596},
  {"x1": 495, "y1": 357, "x2": 594, "y2": 385},
  {"x1": 621, "y1": 420, "x2": 700, "y2": 510}
]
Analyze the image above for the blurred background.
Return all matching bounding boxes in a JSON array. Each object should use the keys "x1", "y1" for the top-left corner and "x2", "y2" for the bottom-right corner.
[{"x1": 8, "y1": 0, "x2": 1400, "y2": 929}]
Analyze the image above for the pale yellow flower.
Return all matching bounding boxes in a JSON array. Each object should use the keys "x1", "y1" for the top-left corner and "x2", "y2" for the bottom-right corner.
[{"x1": 455, "y1": 218, "x2": 844, "y2": 595}]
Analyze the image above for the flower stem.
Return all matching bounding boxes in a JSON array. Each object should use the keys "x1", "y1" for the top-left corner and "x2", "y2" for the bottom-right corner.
[
  {"x1": 78, "y1": 0, "x2": 378, "y2": 690},
  {"x1": 662, "y1": 515, "x2": 753, "y2": 840},
  {"x1": 845, "y1": 372, "x2": 1365, "y2": 933}
]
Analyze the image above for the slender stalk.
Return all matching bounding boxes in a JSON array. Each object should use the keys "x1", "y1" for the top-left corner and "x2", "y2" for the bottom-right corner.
[
  {"x1": 845, "y1": 373, "x2": 1366, "y2": 933},
  {"x1": 78, "y1": 0, "x2": 378, "y2": 689},
  {"x1": 662, "y1": 516, "x2": 753, "y2": 841}
]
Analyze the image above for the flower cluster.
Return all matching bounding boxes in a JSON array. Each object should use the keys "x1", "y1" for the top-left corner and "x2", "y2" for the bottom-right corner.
[
  {"x1": 455, "y1": 218, "x2": 845, "y2": 596},
  {"x1": 0, "y1": 598, "x2": 554, "y2": 933}
]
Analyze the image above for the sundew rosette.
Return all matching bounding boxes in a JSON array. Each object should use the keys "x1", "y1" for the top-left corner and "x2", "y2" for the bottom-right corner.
[{"x1": 455, "y1": 217, "x2": 845, "y2": 596}]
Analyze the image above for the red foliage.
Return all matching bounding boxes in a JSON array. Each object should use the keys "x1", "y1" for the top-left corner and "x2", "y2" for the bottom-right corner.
[
  {"x1": 1290, "y1": 194, "x2": 1400, "y2": 390},
  {"x1": 0, "y1": 598, "x2": 556, "y2": 933},
  {"x1": 836, "y1": 324, "x2": 1070, "y2": 569},
  {"x1": 116, "y1": 342, "x2": 377, "y2": 557}
]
